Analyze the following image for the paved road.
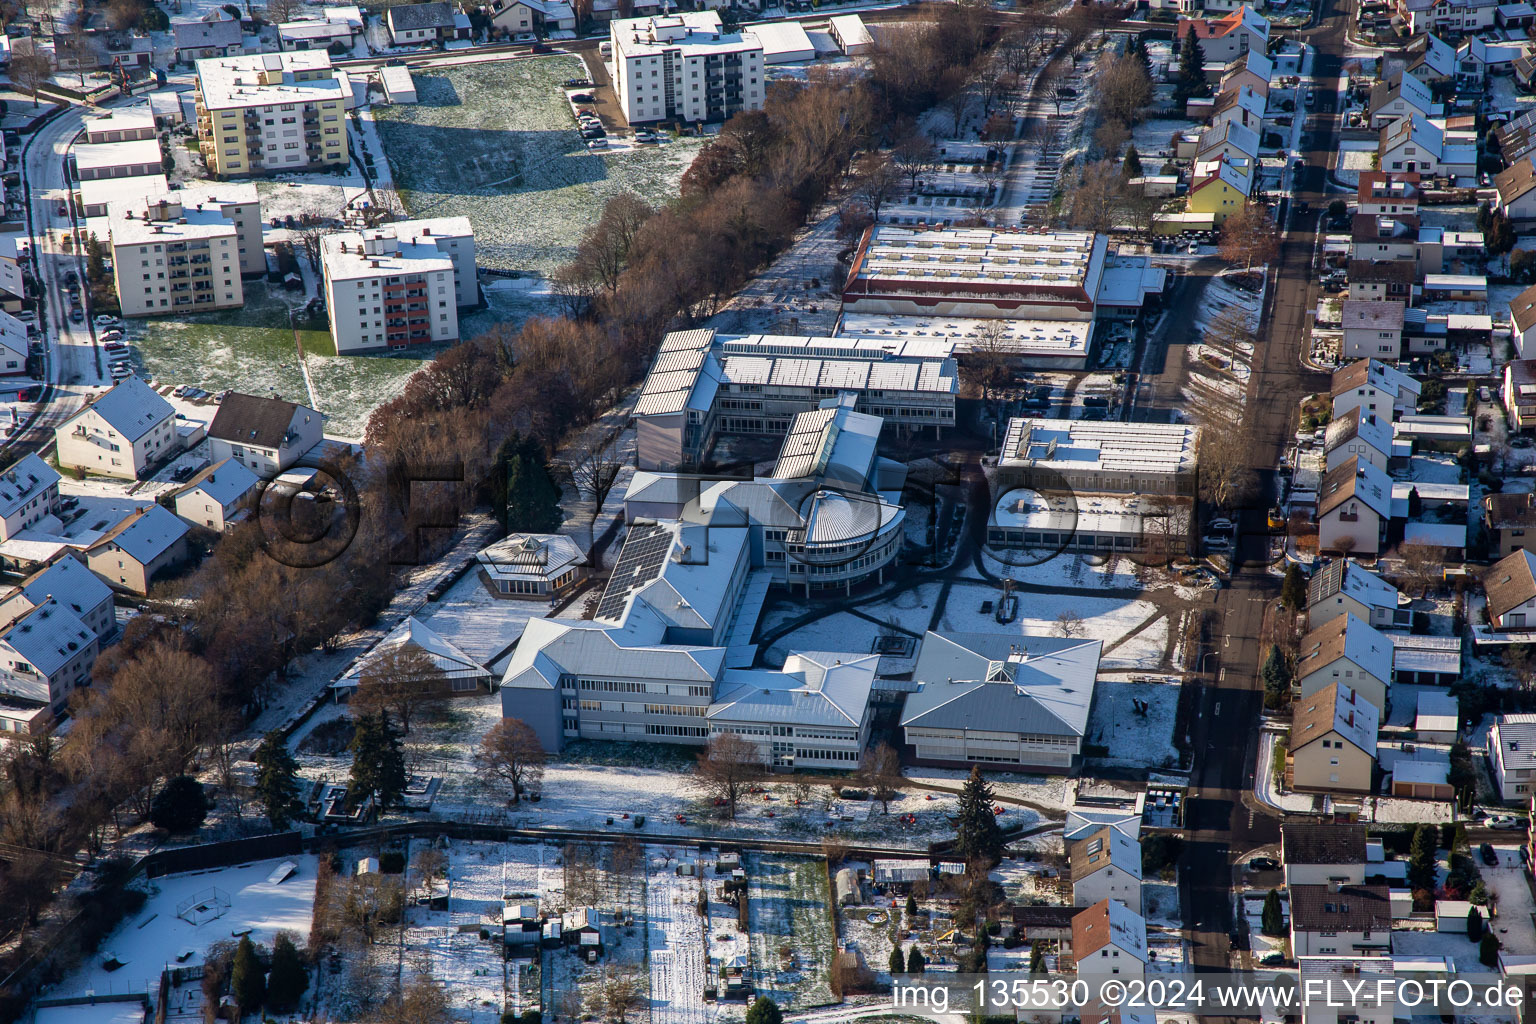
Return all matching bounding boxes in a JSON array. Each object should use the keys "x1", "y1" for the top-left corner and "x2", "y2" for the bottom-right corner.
[{"x1": 1178, "y1": 0, "x2": 1345, "y2": 971}]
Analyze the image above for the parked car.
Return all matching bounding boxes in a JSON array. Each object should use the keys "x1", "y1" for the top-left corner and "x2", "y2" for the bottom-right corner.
[
  {"x1": 1259, "y1": 953, "x2": 1286, "y2": 966},
  {"x1": 570, "y1": 93, "x2": 594, "y2": 102},
  {"x1": 100, "y1": 329, "x2": 123, "y2": 342},
  {"x1": 94, "y1": 315, "x2": 119, "y2": 327},
  {"x1": 586, "y1": 139, "x2": 609, "y2": 149},
  {"x1": 581, "y1": 128, "x2": 605, "y2": 139},
  {"x1": 1485, "y1": 815, "x2": 1525, "y2": 830},
  {"x1": 1248, "y1": 856, "x2": 1279, "y2": 872},
  {"x1": 1481, "y1": 843, "x2": 1499, "y2": 866},
  {"x1": 563, "y1": 78, "x2": 593, "y2": 88},
  {"x1": 69, "y1": 309, "x2": 83, "y2": 323},
  {"x1": 64, "y1": 270, "x2": 78, "y2": 288},
  {"x1": 1209, "y1": 517, "x2": 1234, "y2": 532}
]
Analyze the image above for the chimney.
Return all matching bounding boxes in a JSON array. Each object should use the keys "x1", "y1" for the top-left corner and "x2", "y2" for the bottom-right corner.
[{"x1": 1328, "y1": 879, "x2": 1341, "y2": 894}]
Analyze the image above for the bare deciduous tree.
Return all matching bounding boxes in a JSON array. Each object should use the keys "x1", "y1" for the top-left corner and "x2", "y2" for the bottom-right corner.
[
  {"x1": 10, "y1": 48, "x2": 53, "y2": 107},
  {"x1": 1218, "y1": 201, "x2": 1281, "y2": 273},
  {"x1": 853, "y1": 152, "x2": 903, "y2": 221},
  {"x1": 695, "y1": 731, "x2": 765, "y2": 820},
  {"x1": 585, "y1": 968, "x2": 643, "y2": 1024},
  {"x1": 351, "y1": 644, "x2": 447, "y2": 735},
  {"x1": 893, "y1": 132, "x2": 938, "y2": 191},
  {"x1": 856, "y1": 742, "x2": 902, "y2": 813},
  {"x1": 563, "y1": 422, "x2": 626, "y2": 538},
  {"x1": 1397, "y1": 543, "x2": 1446, "y2": 598},
  {"x1": 1054, "y1": 610, "x2": 1085, "y2": 638},
  {"x1": 474, "y1": 717, "x2": 546, "y2": 801},
  {"x1": 1066, "y1": 160, "x2": 1124, "y2": 233}
]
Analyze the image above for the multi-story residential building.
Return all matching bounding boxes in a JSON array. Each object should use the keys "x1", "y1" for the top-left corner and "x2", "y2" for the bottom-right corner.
[
  {"x1": 1349, "y1": 217, "x2": 1418, "y2": 268},
  {"x1": 1396, "y1": 0, "x2": 1497, "y2": 33},
  {"x1": 1357, "y1": 171, "x2": 1421, "y2": 217},
  {"x1": 1306, "y1": 559, "x2": 1410, "y2": 631},
  {"x1": 1490, "y1": 713, "x2": 1536, "y2": 801},
  {"x1": 1280, "y1": 823, "x2": 1368, "y2": 887},
  {"x1": 1072, "y1": 900, "x2": 1148, "y2": 981},
  {"x1": 195, "y1": 51, "x2": 349, "y2": 177},
  {"x1": 1295, "y1": 613, "x2": 1393, "y2": 715},
  {"x1": 901, "y1": 630, "x2": 1101, "y2": 772},
  {"x1": 0, "y1": 598, "x2": 100, "y2": 733},
  {"x1": 1208, "y1": 84, "x2": 1265, "y2": 135},
  {"x1": 1378, "y1": 115, "x2": 1476, "y2": 178},
  {"x1": 1289, "y1": 884, "x2": 1392, "y2": 957},
  {"x1": 0, "y1": 456, "x2": 59, "y2": 542},
  {"x1": 632, "y1": 328, "x2": 957, "y2": 471},
  {"x1": 1185, "y1": 159, "x2": 1254, "y2": 226},
  {"x1": 1323, "y1": 406, "x2": 1393, "y2": 473},
  {"x1": 320, "y1": 218, "x2": 476, "y2": 353},
  {"x1": 611, "y1": 12, "x2": 765, "y2": 125},
  {"x1": 0, "y1": 554, "x2": 117, "y2": 642},
  {"x1": 1486, "y1": 489, "x2": 1536, "y2": 556},
  {"x1": 55, "y1": 377, "x2": 177, "y2": 481},
  {"x1": 1512, "y1": 287, "x2": 1536, "y2": 359},
  {"x1": 1175, "y1": 6, "x2": 1269, "y2": 65},
  {"x1": 1070, "y1": 826, "x2": 1143, "y2": 912},
  {"x1": 108, "y1": 187, "x2": 262, "y2": 316},
  {"x1": 173, "y1": 9, "x2": 243, "y2": 62},
  {"x1": 171, "y1": 458, "x2": 260, "y2": 531},
  {"x1": 0, "y1": 311, "x2": 31, "y2": 378},
  {"x1": 1317, "y1": 456, "x2": 1393, "y2": 555},
  {"x1": 207, "y1": 392, "x2": 324, "y2": 478},
  {"x1": 1483, "y1": 548, "x2": 1536, "y2": 630},
  {"x1": 1219, "y1": 50, "x2": 1272, "y2": 96},
  {"x1": 1193, "y1": 120, "x2": 1260, "y2": 166},
  {"x1": 1289, "y1": 682, "x2": 1379, "y2": 793},
  {"x1": 1331, "y1": 358, "x2": 1421, "y2": 420},
  {"x1": 82, "y1": 504, "x2": 191, "y2": 595},
  {"x1": 1297, "y1": 957, "x2": 1398, "y2": 1024},
  {"x1": 1345, "y1": 297, "x2": 1406, "y2": 366}
]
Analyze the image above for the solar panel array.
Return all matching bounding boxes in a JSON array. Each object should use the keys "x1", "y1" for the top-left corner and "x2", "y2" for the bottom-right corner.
[
  {"x1": 594, "y1": 521, "x2": 676, "y2": 622},
  {"x1": 1001, "y1": 418, "x2": 1196, "y2": 474}
]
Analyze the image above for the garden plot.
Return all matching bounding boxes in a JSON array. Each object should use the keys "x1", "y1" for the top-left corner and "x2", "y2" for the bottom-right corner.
[
  {"x1": 744, "y1": 853, "x2": 836, "y2": 1009},
  {"x1": 1142, "y1": 880, "x2": 1181, "y2": 930},
  {"x1": 1084, "y1": 679, "x2": 1181, "y2": 771},
  {"x1": 50, "y1": 857, "x2": 320, "y2": 1004},
  {"x1": 373, "y1": 58, "x2": 704, "y2": 276},
  {"x1": 1241, "y1": 890, "x2": 1286, "y2": 959},
  {"x1": 648, "y1": 852, "x2": 708, "y2": 1024}
]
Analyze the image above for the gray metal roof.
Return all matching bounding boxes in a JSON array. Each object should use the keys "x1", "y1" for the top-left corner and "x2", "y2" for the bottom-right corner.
[{"x1": 901, "y1": 631, "x2": 1101, "y2": 737}]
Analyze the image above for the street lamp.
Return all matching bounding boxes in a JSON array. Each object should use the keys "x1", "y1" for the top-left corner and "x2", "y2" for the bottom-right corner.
[{"x1": 1200, "y1": 651, "x2": 1218, "y2": 675}]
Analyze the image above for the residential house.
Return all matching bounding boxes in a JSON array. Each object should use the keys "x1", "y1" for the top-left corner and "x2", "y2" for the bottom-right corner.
[
  {"x1": 1071, "y1": 900, "x2": 1148, "y2": 980},
  {"x1": 1219, "y1": 50, "x2": 1272, "y2": 96},
  {"x1": 1340, "y1": 299, "x2": 1407, "y2": 362},
  {"x1": 1306, "y1": 559, "x2": 1410, "y2": 631},
  {"x1": 1415, "y1": 225, "x2": 1484, "y2": 275},
  {"x1": 1289, "y1": 682, "x2": 1379, "y2": 793},
  {"x1": 0, "y1": 598, "x2": 99, "y2": 732},
  {"x1": 1175, "y1": 7, "x2": 1269, "y2": 65},
  {"x1": 1295, "y1": 613, "x2": 1393, "y2": 715},
  {"x1": 1377, "y1": 115, "x2": 1476, "y2": 178},
  {"x1": 475, "y1": 532, "x2": 587, "y2": 600},
  {"x1": 901, "y1": 630, "x2": 1101, "y2": 772},
  {"x1": 1347, "y1": 260, "x2": 1417, "y2": 303},
  {"x1": 170, "y1": 458, "x2": 260, "y2": 531},
  {"x1": 1330, "y1": 358, "x2": 1421, "y2": 420},
  {"x1": 1357, "y1": 172, "x2": 1421, "y2": 217},
  {"x1": 0, "y1": 455, "x2": 58, "y2": 543},
  {"x1": 1070, "y1": 825, "x2": 1143, "y2": 913},
  {"x1": 1323, "y1": 407, "x2": 1393, "y2": 473},
  {"x1": 1297, "y1": 957, "x2": 1398, "y2": 1024},
  {"x1": 1495, "y1": 157, "x2": 1536, "y2": 228},
  {"x1": 1510, "y1": 285, "x2": 1536, "y2": 358},
  {"x1": 172, "y1": 10, "x2": 243, "y2": 62},
  {"x1": 1484, "y1": 548, "x2": 1536, "y2": 630},
  {"x1": 489, "y1": 0, "x2": 577, "y2": 36},
  {"x1": 1489, "y1": 714, "x2": 1536, "y2": 801},
  {"x1": 385, "y1": 2, "x2": 470, "y2": 45},
  {"x1": 1486, "y1": 490, "x2": 1536, "y2": 556},
  {"x1": 1317, "y1": 456, "x2": 1393, "y2": 556},
  {"x1": 1350, "y1": 215, "x2": 1419, "y2": 267},
  {"x1": 1207, "y1": 84, "x2": 1266, "y2": 134},
  {"x1": 1456, "y1": 35, "x2": 1521, "y2": 87},
  {"x1": 82, "y1": 504, "x2": 191, "y2": 595},
  {"x1": 55, "y1": 378, "x2": 177, "y2": 481},
  {"x1": 1288, "y1": 884, "x2": 1392, "y2": 956},
  {"x1": 1280, "y1": 823, "x2": 1368, "y2": 886},
  {"x1": 1194, "y1": 120, "x2": 1261, "y2": 165},
  {"x1": 277, "y1": 18, "x2": 359, "y2": 51},
  {"x1": 206, "y1": 393, "x2": 323, "y2": 479},
  {"x1": 1368, "y1": 72, "x2": 1436, "y2": 129},
  {"x1": 0, "y1": 554, "x2": 115, "y2": 642},
  {"x1": 1185, "y1": 160, "x2": 1253, "y2": 225},
  {"x1": 1397, "y1": 0, "x2": 1498, "y2": 34}
]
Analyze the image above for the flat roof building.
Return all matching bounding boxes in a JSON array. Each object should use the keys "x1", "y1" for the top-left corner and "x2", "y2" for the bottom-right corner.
[
  {"x1": 611, "y1": 12, "x2": 765, "y2": 125},
  {"x1": 107, "y1": 185, "x2": 263, "y2": 316},
  {"x1": 989, "y1": 417, "x2": 1199, "y2": 496},
  {"x1": 320, "y1": 217, "x2": 476, "y2": 353},
  {"x1": 194, "y1": 51, "x2": 350, "y2": 177}
]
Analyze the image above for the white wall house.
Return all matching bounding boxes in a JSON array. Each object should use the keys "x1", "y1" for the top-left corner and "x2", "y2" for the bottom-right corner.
[
  {"x1": 206, "y1": 394, "x2": 324, "y2": 479},
  {"x1": 55, "y1": 378, "x2": 177, "y2": 481},
  {"x1": 1490, "y1": 713, "x2": 1536, "y2": 802},
  {"x1": 320, "y1": 218, "x2": 475, "y2": 354},
  {"x1": 0, "y1": 455, "x2": 59, "y2": 542},
  {"x1": 1295, "y1": 612, "x2": 1393, "y2": 715},
  {"x1": 171, "y1": 458, "x2": 260, "y2": 530},
  {"x1": 1070, "y1": 826, "x2": 1143, "y2": 913}
]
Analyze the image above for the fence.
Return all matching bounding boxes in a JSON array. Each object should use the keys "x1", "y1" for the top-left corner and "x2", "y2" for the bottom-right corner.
[{"x1": 143, "y1": 831, "x2": 303, "y2": 878}]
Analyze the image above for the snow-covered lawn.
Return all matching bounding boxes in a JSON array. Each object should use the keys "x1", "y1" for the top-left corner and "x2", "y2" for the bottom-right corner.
[
  {"x1": 649, "y1": 851, "x2": 709, "y2": 1024},
  {"x1": 51, "y1": 857, "x2": 320, "y2": 1005},
  {"x1": 745, "y1": 853, "x2": 836, "y2": 1008},
  {"x1": 1143, "y1": 880, "x2": 1181, "y2": 930},
  {"x1": 1084, "y1": 678, "x2": 1181, "y2": 770},
  {"x1": 373, "y1": 57, "x2": 704, "y2": 276}
]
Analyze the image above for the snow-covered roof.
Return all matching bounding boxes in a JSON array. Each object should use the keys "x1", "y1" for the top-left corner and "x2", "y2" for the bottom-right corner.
[
  {"x1": 1394, "y1": 755, "x2": 1450, "y2": 787},
  {"x1": 1070, "y1": 824, "x2": 1142, "y2": 882},
  {"x1": 175, "y1": 458, "x2": 259, "y2": 510},
  {"x1": 1291, "y1": 682, "x2": 1378, "y2": 755},
  {"x1": 0, "y1": 455, "x2": 58, "y2": 521},
  {"x1": 87, "y1": 504, "x2": 189, "y2": 566},
  {"x1": 1072, "y1": 899, "x2": 1148, "y2": 961},
  {"x1": 338, "y1": 615, "x2": 489, "y2": 689},
  {"x1": 709, "y1": 651, "x2": 878, "y2": 730},
  {"x1": 1307, "y1": 559, "x2": 1401, "y2": 614},
  {"x1": 477, "y1": 532, "x2": 585, "y2": 584},
  {"x1": 0, "y1": 597, "x2": 93, "y2": 676},
  {"x1": 1298, "y1": 612, "x2": 1393, "y2": 685},
  {"x1": 1491, "y1": 713, "x2": 1536, "y2": 771},
  {"x1": 903, "y1": 631, "x2": 1101, "y2": 739},
  {"x1": 71, "y1": 377, "x2": 174, "y2": 443},
  {"x1": 1392, "y1": 633, "x2": 1461, "y2": 676},
  {"x1": 10, "y1": 555, "x2": 112, "y2": 626}
]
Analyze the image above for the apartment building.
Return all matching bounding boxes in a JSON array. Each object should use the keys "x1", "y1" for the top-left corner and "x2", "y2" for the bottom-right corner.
[
  {"x1": 320, "y1": 218, "x2": 476, "y2": 353},
  {"x1": 612, "y1": 12, "x2": 764, "y2": 125},
  {"x1": 0, "y1": 455, "x2": 59, "y2": 542},
  {"x1": 55, "y1": 377, "x2": 178, "y2": 481},
  {"x1": 108, "y1": 187, "x2": 262, "y2": 316},
  {"x1": 195, "y1": 51, "x2": 349, "y2": 177},
  {"x1": 0, "y1": 598, "x2": 100, "y2": 730},
  {"x1": 0, "y1": 554, "x2": 117, "y2": 642}
]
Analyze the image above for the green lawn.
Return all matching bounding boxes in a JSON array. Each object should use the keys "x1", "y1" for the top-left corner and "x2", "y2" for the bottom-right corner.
[
  {"x1": 373, "y1": 57, "x2": 703, "y2": 276},
  {"x1": 124, "y1": 280, "x2": 437, "y2": 438}
]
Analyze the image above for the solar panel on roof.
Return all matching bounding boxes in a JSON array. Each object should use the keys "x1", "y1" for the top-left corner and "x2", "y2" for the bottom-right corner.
[{"x1": 595, "y1": 523, "x2": 675, "y2": 622}]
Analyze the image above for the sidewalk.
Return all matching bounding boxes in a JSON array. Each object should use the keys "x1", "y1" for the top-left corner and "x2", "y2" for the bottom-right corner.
[{"x1": 1253, "y1": 729, "x2": 1319, "y2": 814}]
